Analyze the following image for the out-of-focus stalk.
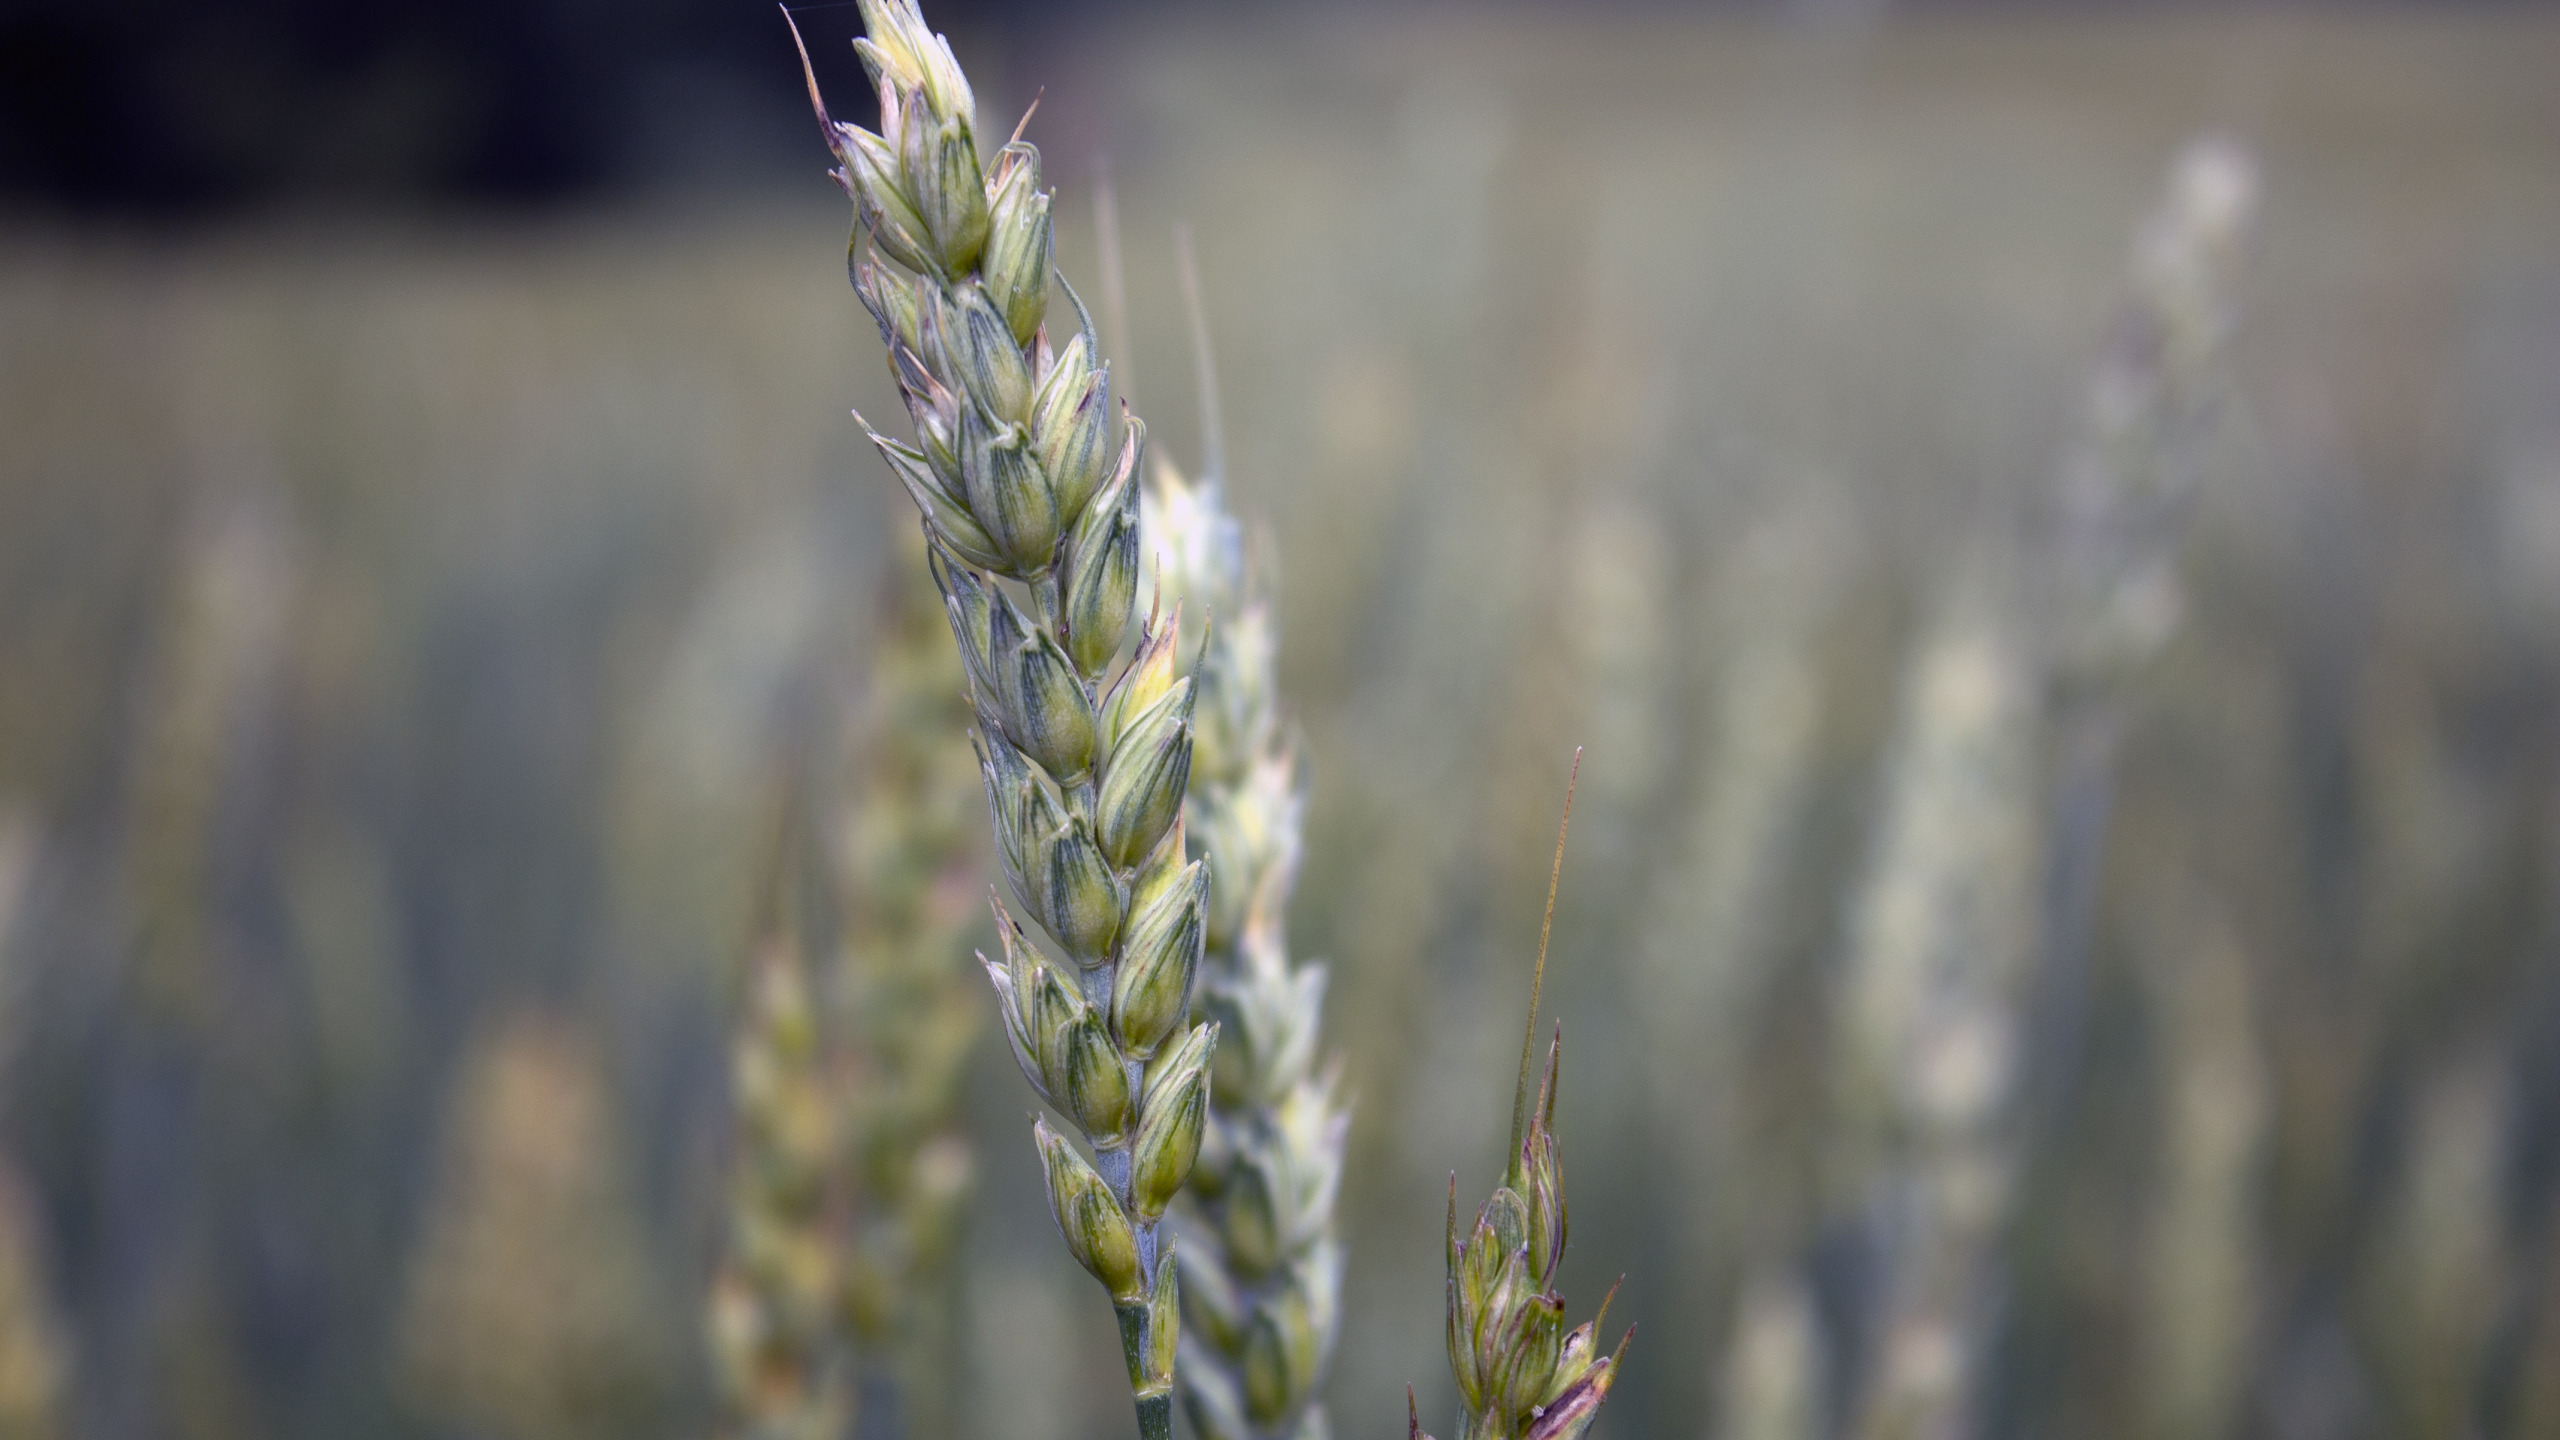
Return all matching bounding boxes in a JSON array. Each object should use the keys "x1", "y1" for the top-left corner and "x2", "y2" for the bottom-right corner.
[
  {"x1": 103, "y1": 494, "x2": 292, "y2": 1437},
  {"x1": 2043, "y1": 137, "x2": 2258, "y2": 698},
  {"x1": 1637, "y1": 513, "x2": 1841, "y2": 1440},
  {"x1": 711, "y1": 915, "x2": 850, "y2": 1440},
  {"x1": 2128, "y1": 891, "x2": 2265, "y2": 1440},
  {"x1": 2513, "y1": 1190, "x2": 2560, "y2": 1440},
  {"x1": 2365, "y1": 1054, "x2": 2510, "y2": 1440},
  {"x1": 1715, "y1": 1271, "x2": 1822, "y2": 1440},
  {"x1": 2028, "y1": 137, "x2": 2259, "y2": 1132}
]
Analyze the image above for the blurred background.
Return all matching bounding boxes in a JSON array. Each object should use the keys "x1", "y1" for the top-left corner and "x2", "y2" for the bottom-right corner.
[{"x1": 2, "y1": 1, "x2": 2558, "y2": 1438}]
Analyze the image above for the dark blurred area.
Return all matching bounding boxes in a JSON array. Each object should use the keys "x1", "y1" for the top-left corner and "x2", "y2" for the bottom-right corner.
[
  {"x1": 0, "y1": 0, "x2": 1056, "y2": 215},
  {"x1": 2, "y1": 0, "x2": 2413, "y2": 217}
]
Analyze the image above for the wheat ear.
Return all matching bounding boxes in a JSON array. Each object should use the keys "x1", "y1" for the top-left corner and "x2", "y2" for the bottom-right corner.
[
  {"x1": 835, "y1": 538, "x2": 990, "y2": 1435},
  {"x1": 1123, "y1": 231, "x2": 1350, "y2": 1440},
  {"x1": 1413, "y1": 755, "x2": 1633, "y2": 1440},
  {"x1": 2044, "y1": 136, "x2": 2257, "y2": 696},
  {"x1": 2030, "y1": 136, "x2": 2258, "y2": 1125},
  {"x1": 792, "y1": 6, "x2": 1213, "y2": 1437},
  {"x1": 1837, "y1": 139, "x2": 2260, "y2": 1440},
  {"x1": 710, "y1": 852, "x2": 853, "y2": 1440},
  {"x1": 710, "y1": 544, "x2": 985, "y2": 1440}
]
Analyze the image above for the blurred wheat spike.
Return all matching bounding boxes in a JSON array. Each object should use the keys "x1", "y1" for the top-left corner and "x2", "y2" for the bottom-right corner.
[
  {"x1": 1413, "y1": 764, "x2": 1632, "y2": 1440},
  {"x1": 1833, "y1": 138, "x2": 2258, "y2": 1440},
  {"x1": 794, "y1": 4, "x2": 1215, "y2": 1436},
  {"x1": 1833, "y1": 598, "x2": 2042, "y2": 1440},
  {"x1": 0, "y1": 1173, "x2": 62, "y2": 1440},
  {"x1": 2045, "y1": 136, "x2": 2258, "y2": 693},
  {"x1": 397, "y1": 1018, "x2": 669, "y2": 1440},
  {"x1": 709, "y1": 540, "x2": 986, "y2": 1440},
  {"x1": 711, "y1": 920, "x2": 851, "y2": 1440},
  {"x1": 830, "y1": 538, "x2": 991, "y2": 1438},
  {"x1": 1139, "y1": 245, "x2": 1348, "y2": 1440}
]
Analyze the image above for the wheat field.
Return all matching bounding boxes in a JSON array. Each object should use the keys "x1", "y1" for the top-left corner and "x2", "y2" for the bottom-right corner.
[{"x1": 0, "y1": 7, "x2": 2556, "y2": 1439}]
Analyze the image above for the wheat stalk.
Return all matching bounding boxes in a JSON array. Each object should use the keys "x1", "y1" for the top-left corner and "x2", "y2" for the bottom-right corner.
[
  {"x1": 1124, "y1": 232, "x2": 1349, "y2": 1440},
  {"x1": 1411, "y1": 757, "x2": 1632, "y2": 1440},
  {"x1": 791, "y1": 6, "x2": 1215, "y2": 1436}
]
